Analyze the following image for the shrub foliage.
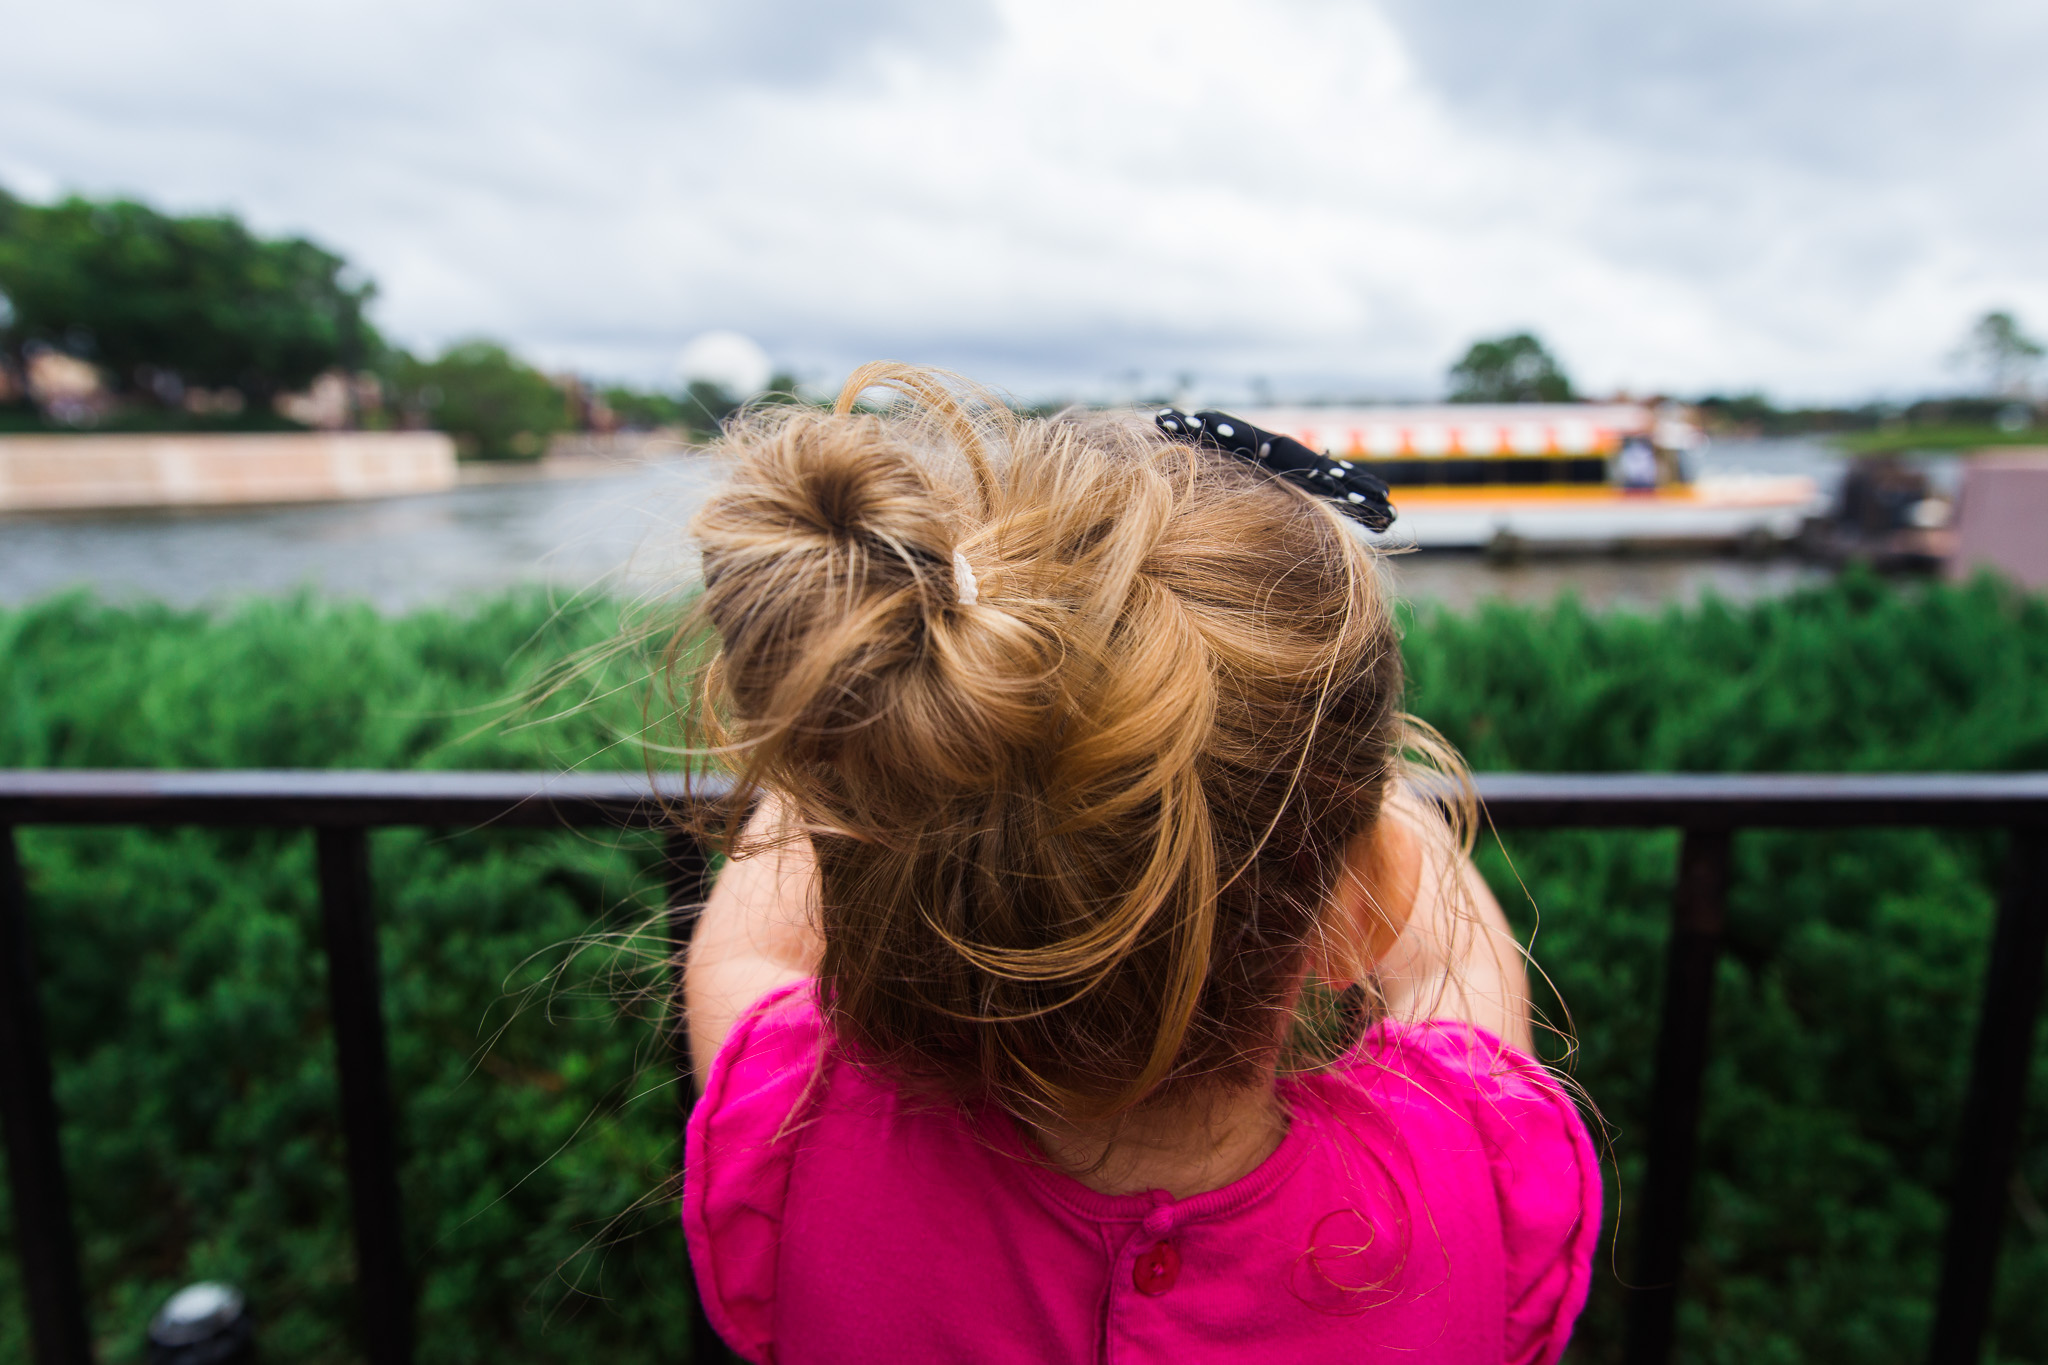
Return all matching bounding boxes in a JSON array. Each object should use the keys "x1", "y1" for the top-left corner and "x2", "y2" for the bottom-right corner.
[
  {"x1": 1403, "y1": 572, "x2": 2048, "y2": 1365},
  {"x1": 0, "y1": 573, "x2": 2045, "y2": 1363},
  {"x1": 0, "y1": 591, "x2": 689, "y2": 1364}
]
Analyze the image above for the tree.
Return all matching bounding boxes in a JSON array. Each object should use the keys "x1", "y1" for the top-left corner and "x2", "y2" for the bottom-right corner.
[
  {"x1": 1446, "y1": 332, "x2": 1575, "y2": 403},
  {"x1": 0, "y1": 190, "x2": 379, "y2": 406},
  {"x1": 600, "y1": 371, "x2": 808, "y2": 438},
  {"x1": 390, "y1": 340, "x2": 569, "y2": 459},
  {"x1": 599, "y1": 385, "x2": 689, "y2": 432},
  {"x1": 1952, "y1": 309, "x2": 2043, "y2": 398}
]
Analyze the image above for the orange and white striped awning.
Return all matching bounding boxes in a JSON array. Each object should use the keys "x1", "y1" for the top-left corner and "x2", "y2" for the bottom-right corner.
[{"x1": 1237, "y1": 404, "x2": 1655, "y2": 459}]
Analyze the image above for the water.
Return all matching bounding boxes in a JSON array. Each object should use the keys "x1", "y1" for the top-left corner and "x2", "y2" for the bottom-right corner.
[
  {"x1": 1387, "y1": 553, "x2": 1828, "y2": 613},
  {"x1": 0, "y1": 438, "x2": 1849, "y2": 614},
  {"x1": 0, "y1": 461, "x2": 723, "y2": 612}
]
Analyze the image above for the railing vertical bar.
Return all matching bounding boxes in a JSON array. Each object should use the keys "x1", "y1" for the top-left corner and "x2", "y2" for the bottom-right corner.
[
  {"x1": 665, "y1": 828, "x2": 731, "y2": 1365},
  {"x1": 1927, "y1": 827, "x2": 2048, "y2": 1365},
  {"x1": 1625, "y1": 827, "x2": 1733, "y2": 1365},
  {"x1": 0, "y1": 827, "x2": 94, "y2": 1365},
  {"x1": 315, "y1": 828, "x2": 413, "y2": 1365}
]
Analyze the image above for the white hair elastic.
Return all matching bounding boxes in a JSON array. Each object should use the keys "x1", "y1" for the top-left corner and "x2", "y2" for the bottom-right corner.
[{"x1": 951, "y1": 551, "x2": 979, "y2": 606}]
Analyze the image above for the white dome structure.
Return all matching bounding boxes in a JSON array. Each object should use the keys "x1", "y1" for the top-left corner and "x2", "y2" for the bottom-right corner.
[{"x1": 677, "y1": 331, "x2": 773, "y2": 398}]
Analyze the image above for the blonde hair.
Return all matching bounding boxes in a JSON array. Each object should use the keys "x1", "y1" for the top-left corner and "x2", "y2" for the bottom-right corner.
[{"x1": 678, "y1": 363, "x2": 1465, "y2": 1128}]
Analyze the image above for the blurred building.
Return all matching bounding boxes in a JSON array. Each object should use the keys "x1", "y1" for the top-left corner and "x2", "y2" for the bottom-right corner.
[
  {"x1": 273, "y1": 369, "x2": 388, "y2": 430},
  {"x1": 1949, "y1": 452, "x2": 2048, "y2": 589},
  {"x1": 25, "y1": 349, "x2": 108, "y2": 424},
  {"x1": 275, "y1": 371, "x2": 352, "y2": 428}
]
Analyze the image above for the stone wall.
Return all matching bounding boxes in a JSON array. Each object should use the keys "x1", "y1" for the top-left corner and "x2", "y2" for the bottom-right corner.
[{"x1": 0, "y1": 432, "x2": 458, "y2": 511}]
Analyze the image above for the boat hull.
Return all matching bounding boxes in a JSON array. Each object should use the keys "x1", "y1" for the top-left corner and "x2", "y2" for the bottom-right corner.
[{"x1": 1370, "y1": 476, "x2": 1825, "y2": 550}]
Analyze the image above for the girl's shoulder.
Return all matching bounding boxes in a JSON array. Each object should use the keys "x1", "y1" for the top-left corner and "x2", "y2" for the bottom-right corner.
[
  {"x1": 1329, "y1": 1015, "x2": 1587, "y2": 1130},
  {"x1": 692, "y1": 978, "x2": 829, "y2": 1128},
  {"x1": 1301, "y1": 1018, "x2": 1602, "y2": 1365},
  {"x1": 686, "y1": 976, "x2": 833, "y2": 1177},
  {"x1": 682, "y1": 981, "x2": 830, "y2": 1361}
]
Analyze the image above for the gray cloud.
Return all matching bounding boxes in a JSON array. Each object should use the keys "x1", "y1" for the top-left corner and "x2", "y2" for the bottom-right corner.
[
  {"x1": 1368, "y1": 0, "x2": 2048, "y2": 393},
  {"x1": 689, "y1": 0, "x2": 998, "y2": 84},
  {"x1": 2, "y1": 0, "x2": 2043, "y2": 402},
  {"x1": 1376, "y1": 0, "x2": 2048, "y2": 174}
]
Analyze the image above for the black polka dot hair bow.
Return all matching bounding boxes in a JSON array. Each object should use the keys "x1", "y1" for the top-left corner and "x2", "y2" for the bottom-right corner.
[{"x1": 1154, "y1": 408, "x2": 1396, "y2": 532}]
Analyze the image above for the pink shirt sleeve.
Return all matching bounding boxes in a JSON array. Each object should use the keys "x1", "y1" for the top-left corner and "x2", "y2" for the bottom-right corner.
[
  {"x1": 1374, "y1": 1022, "x2": 1602, "y2": 1365},
  {"x1": 683, "y1": 981, "x2": 824, "y2": 1365}
]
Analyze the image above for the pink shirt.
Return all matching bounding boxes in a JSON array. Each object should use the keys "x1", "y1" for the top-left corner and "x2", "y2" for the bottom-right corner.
[{"x1": 686, "y1": 982, "x2": 1600, "y2": 1364}]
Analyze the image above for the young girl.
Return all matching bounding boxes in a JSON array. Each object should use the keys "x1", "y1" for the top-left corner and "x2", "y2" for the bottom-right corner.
[{"x1": 677, "y1": 364, "x2": 1598, "y2": 1363}]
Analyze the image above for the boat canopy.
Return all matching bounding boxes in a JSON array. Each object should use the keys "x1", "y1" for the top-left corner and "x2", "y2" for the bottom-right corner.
[{"x1": 1238, "y1": 404, "x2": 1658, "y2": 459}]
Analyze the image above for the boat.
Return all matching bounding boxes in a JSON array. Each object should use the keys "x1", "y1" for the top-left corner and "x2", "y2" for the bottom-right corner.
[{"x1": 1239, "y1": 403, "x2": 1823, "y2": 550}]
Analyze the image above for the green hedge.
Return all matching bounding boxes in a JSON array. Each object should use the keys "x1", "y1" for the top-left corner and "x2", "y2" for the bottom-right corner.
[
  {"x1": 1404, "y1": 573, "x2": 2048, "y2": 1365},
  {"x1": 1, "y1": 574, "x2": 2046, "y2": 1363},
  {"x1": 0, "y1": 592, "x2": 690, "y2": 1363}
]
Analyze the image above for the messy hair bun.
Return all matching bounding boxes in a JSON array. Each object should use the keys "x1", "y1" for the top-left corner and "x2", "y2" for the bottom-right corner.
[{"x1": 683, "y1": 362, "x2": 1427, "y2": 1126}]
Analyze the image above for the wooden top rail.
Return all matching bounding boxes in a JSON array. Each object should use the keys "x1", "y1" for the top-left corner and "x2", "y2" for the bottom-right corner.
[{"x1": 2, "y1": 768, "x2": 2046, "y2": 829}]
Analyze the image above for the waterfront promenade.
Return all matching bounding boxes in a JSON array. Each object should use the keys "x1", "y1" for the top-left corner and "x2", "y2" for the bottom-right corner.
[{"x1": 0, "y1": 432, "x2": 458, "y2": 512}]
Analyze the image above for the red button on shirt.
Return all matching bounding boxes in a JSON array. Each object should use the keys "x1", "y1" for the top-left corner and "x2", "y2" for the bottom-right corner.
[{"x1": 1133, "y1": 1240, "x2": 1180, "y2": 1295}]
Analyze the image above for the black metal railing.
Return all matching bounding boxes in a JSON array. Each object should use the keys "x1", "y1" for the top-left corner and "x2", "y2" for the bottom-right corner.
[{"x1": 2, "y1": 769, "x2": 2046, "y2": 1365}]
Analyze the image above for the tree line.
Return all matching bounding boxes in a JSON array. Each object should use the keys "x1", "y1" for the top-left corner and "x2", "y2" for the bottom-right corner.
[
  {"x1": 0, "y1": 187, "x2": 757, "y2": 456},
  {"x1": 1, "y1": 184, "x2": 2040, "y2": 454}
]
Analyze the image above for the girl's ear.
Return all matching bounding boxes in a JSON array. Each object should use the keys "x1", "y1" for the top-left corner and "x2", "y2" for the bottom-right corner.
[{"x1": 1318, "y1": 812, "x2": 1423, "y2": 984}]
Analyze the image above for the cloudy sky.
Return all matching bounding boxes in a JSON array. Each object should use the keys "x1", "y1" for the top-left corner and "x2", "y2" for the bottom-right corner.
[{"x1": 6, "y1": 0, "x2": 2044, "y2": 403}]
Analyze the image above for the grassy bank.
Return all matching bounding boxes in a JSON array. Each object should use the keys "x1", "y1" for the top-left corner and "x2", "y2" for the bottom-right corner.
[
  {"x1": 1, "y1": 575, "x2": 2046, "y2": 1363},
  {"x1": 1837, "y1": 426, "x2": 2047, "y2": 455}
]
